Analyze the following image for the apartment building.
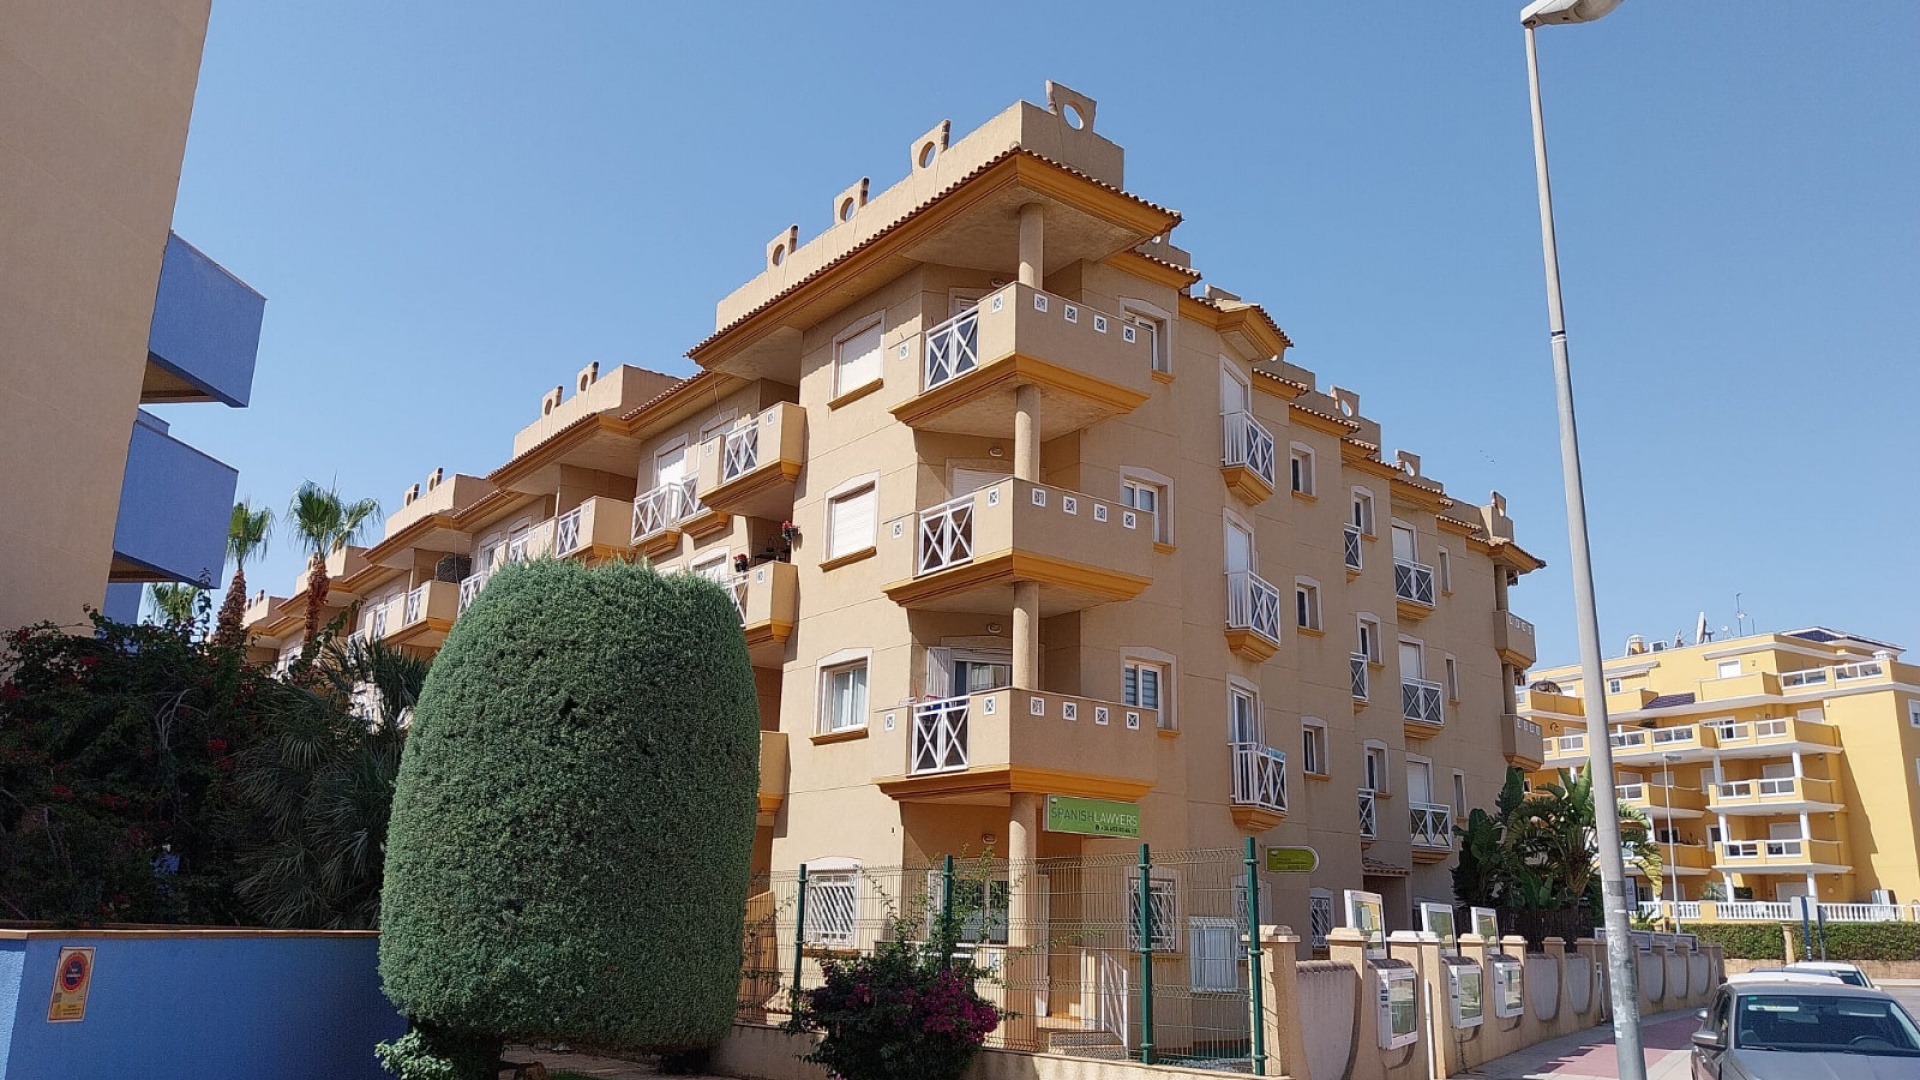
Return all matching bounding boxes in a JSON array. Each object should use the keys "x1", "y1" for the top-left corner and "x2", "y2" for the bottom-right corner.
[
  {"x1": 0, "y1": 1, "x2": 264, "y2": 629},
  {"x1": 247, "y1": 84, "x2": 1545, "y2": 952},
  {"x1": 1520, "y1": 627, "x2": 1920, "y2": 909}
]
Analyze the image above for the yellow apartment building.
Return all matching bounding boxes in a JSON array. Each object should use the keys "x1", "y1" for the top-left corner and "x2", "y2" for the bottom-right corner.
[
  {"x1": 247, "y1": 85, "x2": 1549, "y2": 957},
  {"x1": 1521, "y1": 627, "x2": 1920, "y2": 913}
]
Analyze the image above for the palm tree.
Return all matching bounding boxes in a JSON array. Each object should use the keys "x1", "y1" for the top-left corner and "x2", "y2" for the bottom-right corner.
[
  {"x1": 1510, "y1": 767, "x2": 1661, "y2": 908},
  {"x1": 287, "y1": 481, "x2": 381, "y2": 656},
  {"x1": 214, "y1": 500, "x2": 274, "y2": 648},
  {"x1": 145, "y1": 581, "x2": 203, "y2": 628}
]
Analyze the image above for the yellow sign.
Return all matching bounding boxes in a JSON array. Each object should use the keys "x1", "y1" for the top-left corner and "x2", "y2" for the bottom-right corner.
[
  {"x1": 1263, "y1": 846, "x2": 1320, "y2": 873},
  {"x1": 48, "y1": 946, "x2": 95, "y2": 1022}
]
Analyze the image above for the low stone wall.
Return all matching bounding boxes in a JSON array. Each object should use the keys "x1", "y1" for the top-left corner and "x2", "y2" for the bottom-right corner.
[
  {"x1": 1724, "y1": 956, "x2": 1920, "y2": 981},
  {"x1": 711, "y1": 1022, "x2": 1273, "y2": 1080}
]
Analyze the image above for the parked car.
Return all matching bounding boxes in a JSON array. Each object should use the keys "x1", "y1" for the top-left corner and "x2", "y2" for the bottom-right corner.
[
  {"x1": 1786, "y1": 961, "x2": 1876, "y2": 988},
  {"x1": 1722, "y1": 970, "x2": 1844, "y2": 986},
  {"x1": 1692, "y1": 979, "x2": 1920, "y2": 1078}
]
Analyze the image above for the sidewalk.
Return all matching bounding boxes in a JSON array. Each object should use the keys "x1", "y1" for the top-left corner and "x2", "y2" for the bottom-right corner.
[{"x1": 1463, "y1": 1010, "x2": 1702, "y2": 1079}]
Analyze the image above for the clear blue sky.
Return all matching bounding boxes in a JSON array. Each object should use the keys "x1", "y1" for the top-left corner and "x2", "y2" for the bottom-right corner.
[{"x1": 157, "y1": 2, "x2": 1919, "y2": 666}]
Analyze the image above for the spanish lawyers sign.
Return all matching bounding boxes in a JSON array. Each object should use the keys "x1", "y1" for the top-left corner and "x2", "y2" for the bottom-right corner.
[{"x1": 1045, "y1": 796, "x2": 1141, "y2": 837}]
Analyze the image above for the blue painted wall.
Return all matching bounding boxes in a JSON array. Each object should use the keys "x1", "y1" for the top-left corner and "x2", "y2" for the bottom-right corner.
[
  {"x1": 0, "y1": 932, "x2": 405, "y2": 1080},
  {"x1": 0, "y1": 942, "x2": 23, "y2": 1071},
  {"x1": 112, "y1": 410, "x2": 238, "y2": 587},
  {"x1": 147, "y1": 231, "x2": 264, "y2": 408}
]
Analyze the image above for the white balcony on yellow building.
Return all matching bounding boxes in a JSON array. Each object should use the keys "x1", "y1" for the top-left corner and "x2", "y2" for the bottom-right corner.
[
  {"x1": 1410, "y1": 802, "x2": 1454, "y2": 863},
  {"x1": 883, "y1": 478, "x2": 1155, "y2": 616},
  {"x1": 696, "y1": 401, "x2": 804, "y2": 519},
  {"x1": 1229, "y1": 741, "x2": 1289, "y2": 832},
  {"x1": 631, "y1": 476, "x2": 726, "y2": 560},
  {"x1": 1716, "y1": 836, "x2": 1850, "y2": 874},
  {"x1": 729, "y1": 560, "x2": 798, "y2": 668},
  {"x1": 1401, "y1": 677, "x2": 1445, "y2": 739},
  {"x1": 1616, "y1": 782, "x2": 1709, "y2": 820},
  {"x1": 1709, "y1": 776, "x2": 1844, "y2": 816},
  {"x1": 1224, "y1": 570, "x2": 1282, "y2": 663},
  {"x1": 553, "y1": 496, "x2": 636, "y2": 562},
  {"x1": 892, "y1": 284, "x2": 1155, "y2": 440},
  {"x1": 877, "y1": 687, "x2": 1160, "y2": 804},
  {"x1": 1504, "y1": 714, "x2": 1545, "y2": 770},
  {"x1": 1494, "y1": 610, "x2": 1537, "y2": 667},
  {"x1": 1708, "y1": 717, "x2": 1841, "y2": 759},
  {"x1": 383, "y1": 579, "x2": 459, "y2": 649}
]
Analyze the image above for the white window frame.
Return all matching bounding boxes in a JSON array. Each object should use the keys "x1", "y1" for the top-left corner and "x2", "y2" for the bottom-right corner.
[
  {"x1": 1119, "y1": 297, "x2": 1173, "y2": 376},
  {"x1": 1453, "y1": 770, "x2": 1468, "y2": 819},
  {"x1": 1717, "y1": 659, "x2": 1742, "y2": 679},
  {"x1": 1122, "y1": 648, "x2": 1176, "y2": 730},
  {"x1": 1219, "y1": 356, "x2": 1251, "y2": 415},
  {"x1": 699, "y1": 408, "x2": 740, "y2": 443},
  {"x1": 1228, "y1": 677, "x2": 1263, "y2": 745},
  {"x1": 1295, "y1": 577, "x2": 1322, "y2": 632},
  {"x1": 1120, "y1": 467, "x2": 1173, "y2": 545},
  {"x1": 1358, "y1": 613, "x2": 1383, "y2": 664},
  {"x1": 1436, "y1": 548, "x2": 1453, "y2": 594},
  {"x1": 1127, "y1": 869, "x2": 1179, "y2": 952},
  {"x1": 1444, "y1": 654, "x2": 1460, "y2": 702},
  {"x1": 1288, "y1": 442, "x2": 1316, "y2": 496},
  {"x1": 817, "y1": 648, "x2": 872, "y2": 735},
  {"x1": 823, "y1": 474, "x2": 879, "y2": 561},
  {"x1": 1405, "y1": 753, "x2": 1435, "y2": 805},
  {"x1": 1351, "y1": 488, "x2": 1376, "y2": 536},
  {"x1": 1188, "y1": 916, "x2": 1240, "y2": 992},
  {"x1": 653, "y1": 436, "x2": 692, "y2": 487},
  {"x1": 803, "y1": 859, "x2": 861, "y2": 946},
  {"x1": 1608, "y1": 678, "x2": 1623, "y2": 695},
  {"x1": 1909, "y1": 701, "x2": 1920, "y2": 728},
  {"x1": 1363, "y1": 741, "x2": 1390, "y2": 795},
  {"x1": 1301, "y1": 718, "x2": 1329, "y2": 777},
  {"x1": 832, "y1": 312, "x2": 885, "y2": 398}
]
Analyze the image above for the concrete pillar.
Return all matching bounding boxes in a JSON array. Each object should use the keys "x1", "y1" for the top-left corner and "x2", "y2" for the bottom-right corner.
[
  {"x1": 1012, "y1": 380, "x2": 1042, "y2": 691},
  {"x1": 1007, "y1": 792, "x2": 1043, "y2": 1024},
  {"x1": 1017, "y1": 202, "x2": 1045, "y2": 289},
  {"x1": 1258, "y1": 926, "x2": 1307, "y2": 1079},
  {"x1": 1014, "y1": 383, "x2": 1041, "y2": 482}
]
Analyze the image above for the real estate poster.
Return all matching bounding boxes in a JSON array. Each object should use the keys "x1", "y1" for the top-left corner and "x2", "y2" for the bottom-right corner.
[
  {"x1": 1345, "y1": 889, "x2": 1386, "y2": 959},
  {"x1": 1420, "y1": 901, "x2": 1458, "y2": 955}
]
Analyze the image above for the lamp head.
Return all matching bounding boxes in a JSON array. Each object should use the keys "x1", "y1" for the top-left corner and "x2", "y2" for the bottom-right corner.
[{"x1": 1521, "y1": 0, "x2": 1624, "y2": 27}]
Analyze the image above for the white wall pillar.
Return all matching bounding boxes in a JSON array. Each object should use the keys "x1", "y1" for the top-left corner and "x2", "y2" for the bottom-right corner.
[{"x1": 1017, "y1": 202, "x2": 1045, "y2": 289}]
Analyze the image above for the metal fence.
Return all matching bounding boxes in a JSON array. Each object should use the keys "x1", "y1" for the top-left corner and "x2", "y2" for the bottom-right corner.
[{"x1": 738, "y1": 843, "x2": 1268, "y2": 1074}]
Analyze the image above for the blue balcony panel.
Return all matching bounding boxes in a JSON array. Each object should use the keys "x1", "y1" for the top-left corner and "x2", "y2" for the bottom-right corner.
[
  {"x1": 143, "y1": 232, "x2": 264, "y2": 407},
  {"x1": 110, "y1": 410, "x2": 237, "y2": 586}
]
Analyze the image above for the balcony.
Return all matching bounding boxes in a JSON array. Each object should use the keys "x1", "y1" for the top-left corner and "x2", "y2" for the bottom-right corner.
[
  {"x1": 1410, "y1": 802, "x2": 1454, "y2": 863},
  {"x1": 1401, "y1": 677, "x2": 1444, "y2": 737},
  {"x1": 1358, "y1": 788, "x2": 1379, "y2": 841},
  {"x1": 1503, "y1": 714, "x2": 1545, "y2": 770},
  {"x1": 757, "y1": 730, "x2": 788, "y2": 828},
  {"x1": 1229, "y1": 742, "x2": 1289, "y2": 831},
  {"x1": 505, "y1": 519, "x2": 555, "y2": 563},
  {"x1": 731, "y1": 560, "x2": 798, "y2": 668},
  {"x1": 882, "y1": 479, "x2": 1156, "y2": 616},
  {"x1": 1616, "y1": 783, "x2": 1709, "y2": 819},
  {"x1": 1224, "y1": 570, "x2": 1282, "y2": 662},
  {"x1": 385, "y1": 580, "x2": 459, "y2": 648},
  {"x1": 109, "y1": 411, "x2": 237, "y2": 585},
  {"x1": 1393, "y1": 559, "x2": 1435, "y2": 619},
  {"x1": 1343, "y1": 525, "x2": 1364, "y2": 574},
  {"x1": 1350, "y1": 654, "x2": 1370, "y2": 704},
  {"x1": 1709, "y1": 776, "x2": 1842, "y2": 816},
  {"x1": 631, "y1": 477, "x2": 725, "y2": 559},
  {"x1": 877, "y1": 687, "x2": 1160, "y2": 803},
  {"x1": 1708, "y1": 717, "x2": 1841, "y2": 759},
  {"x1": 696, "y1": 402, "x2": 804, "y2": 519},
  {"x1": 142, "y1": 232, "x2": 264, "y2": 407},
  {"x1": 1716, "y1": 837, "x2": 1849, "y2": 873},
  {"x1": 1629, "y1": 843, "x2": 1714, "y2": 875},
  {"x1": 554, "y1": 496, "x2": 635, "y2": 561},
  {"x1": 892, "y1": 284, "x2": 1156, "y2": 439},
  {"x1": 1514, "y1": 687, "x2": 1585, "y2": 719},
  {"x1": 1779, "y1": 660, "x2": 1892, "y2": 692},
  {"x1": 1494, "y1": 611, "x2": 1537, "y2": 667},
  {"x1": 1610, "y1": 724, "x2": 1720, "y2": 763},
  {"x1": 1221, "y1": 410, "x2": 1277, "y2": 504},
  {"x1": 1543, "y1": 732, "x2": 1589, "y2": 764}
]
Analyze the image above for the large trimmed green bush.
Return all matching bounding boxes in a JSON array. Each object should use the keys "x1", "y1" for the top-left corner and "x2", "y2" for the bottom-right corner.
[
  {"x1": 1690, "y1": 920, "x2": 1920, "y2": 962},
  {"x1": 379, "y1": 559, "x2": 759, "y2": 1072},
  {"x1": 1689, "y1": 922, "x2": 1787, "y2": 960}
]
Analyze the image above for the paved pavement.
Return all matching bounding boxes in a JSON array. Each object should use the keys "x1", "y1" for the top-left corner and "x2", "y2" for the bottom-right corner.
[{"x1": 1463, "y1": 1010, "x2": 1703, "y2": 1079}]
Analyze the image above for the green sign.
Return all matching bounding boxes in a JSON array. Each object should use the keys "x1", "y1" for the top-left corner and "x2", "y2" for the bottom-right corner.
[
  {"x1": 1045, "y1": 796, "x2": 1140, "y2": 838},
  {"x1": 1263, "y1": 846, "x2": 1320, "y2": 873}
]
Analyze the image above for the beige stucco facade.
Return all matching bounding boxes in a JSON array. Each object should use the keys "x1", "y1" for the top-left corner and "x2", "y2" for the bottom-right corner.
[
  {"x1": 249, "y1": 85, "x2": 1548, "y2": 950},
  {"x1": 1523, "y1": 627, "x2": 1920, "y2": 909},
  {"x1": 0, "y1": 0, "x2": 215, "y2": 630}
]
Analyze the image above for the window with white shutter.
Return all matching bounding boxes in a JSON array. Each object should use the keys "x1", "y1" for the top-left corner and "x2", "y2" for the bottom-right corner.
[
  {"x1": 1189, "y1": 917, "x2": 1239, "y2": 992},
  {"x1": 826, "y1": 484, "x2": 877, "y2": 560},
  {"x1": 834, "y1": 317, "x2": 884, "y2": 397}
]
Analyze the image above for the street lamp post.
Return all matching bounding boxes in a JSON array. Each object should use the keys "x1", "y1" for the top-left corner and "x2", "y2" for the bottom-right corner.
[
  {"x1": 1663, "y1": 753, "x2": 1683, "y2": 921},
  {"x1": 1518, "y1": 1, "x2": 1644, "y2": 1077}
]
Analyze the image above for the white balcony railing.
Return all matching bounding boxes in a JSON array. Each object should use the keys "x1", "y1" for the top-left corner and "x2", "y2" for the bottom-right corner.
[
  {"x1": 910, "y1": 698, "x2": 970, "y2": 775},
  {"x1": 368, "y1": 600, "x2": 390, "y2": 640},
  {"x1": 1547, "y1": 733, "x2": 1588, "y2": 756},
  {"x1": 1822, "y1": 903, "x2": 1902, "y2": 922},
  {"x1": 727, "y1": 572, "x2": 750, "y2": 623},
  {"x1": 1835, "y1": 660, "x2": 1886, "y2": 682},
  {"x1": 1222, "y1": 410, "x2": 1276, "y2": 489},
  {"x1": 1651, "y1": 725, "x2": 1701, "y2": 748},
  {"x1": 1506, "y1": 611, "x2": 1536, "y2": 636},
  {"x1": 1342, "y1": 524, "x2": 1363, "y2": 571},
  {"x1": 1717, "y1": 778, "x2": 1801, "y2": 800},
  {"x1": 457, "y1": 571, "x2": 488, "y2": 613},
  {"x1": 914, "y1": 493, "x2": 975, "y2": 576},
  {"x1": 402, "y1": 584, "x2": 427, "y2": 626},
  {"x1": 632, "y1": 476, "x2": 702, "y2": 542},
  {"x1": 924, "y1": 307, "x2": 982, "y2": 390},
  {"x1": 1410, "y1": 802, "x2": 1452, "y2": 849},
  {"x1": 1358, "y1": 788, "x2": 1378, "y2": 840},
  {"x1": 1230, "y1": 742, "x2": 1288, "y2": 816},
  {"x1": 554, "y1": 506, "x2": 585, "y2": 557},
  {"x1": 1226, "y1": 570, "x2": 1282, "y2": 647},
  {"x1": 721, "y1": 423, "x2": 760, "y2": 483},
  {"x1": 1401, "y1": 677, "x2": 1444, "y2": 727},
  {"x1": 1393, "y1": 560, "x2": 1435, "y2": 607},
  {"x1": 1350, "y1": 654, "x2": 1370, "y2": 701},
  {"x1": 1780, "y1": 668, "x2": 1829, "y2": 689},
  {"x1": 1722, "y1": 839, "x2": 1813, "y2": 860},
  {"x1": 1717, "y1": 901, "x2": 1795, "y2": 921}
]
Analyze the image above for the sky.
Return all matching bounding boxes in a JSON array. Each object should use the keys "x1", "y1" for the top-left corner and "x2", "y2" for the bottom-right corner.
[{"x1": 156, "y1": 2, "x2": 1920, "y2": 667}]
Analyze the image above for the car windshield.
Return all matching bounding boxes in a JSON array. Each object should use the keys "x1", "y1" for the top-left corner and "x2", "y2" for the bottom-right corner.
[{"x1": 1735, "y1": 993, "x2": 1920, "y2": 1056}]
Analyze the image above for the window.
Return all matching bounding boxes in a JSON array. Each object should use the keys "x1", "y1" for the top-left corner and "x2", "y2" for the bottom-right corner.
[
  {"x1": 1910, "y1": 702, "x2": 1920, "y2": 728},
  {"x1": 1301, "y1": 720, "x2": 1329, "y2": 776},
  {"x1": 1437, "y1": 548, "x2": 1453, "y2": 593},
  {"x1": 1122, "y1": 305, "x2": 1170, "y2": 375},
  {"x1": 1295, "y1": 579, "x2": 1322, "y2": 631},
  {"x1": 1444, "y1": 655, "x2": 1460, "y2": 702},
  {"x1": 1189, "y1": 917, "x2": 1239, "y2": 992},
  {"x1": 1229, "y1": 684, "x2": 1262, "y2": 744},
  {"x1": 1608, "y1": 678, "x2": 1623, "y2": 695},
  {"x1": 1358, "y1": 615, "x2": 1383, "y2": 663},
  {"x1": 1364, "y1": 744, "x2": 1389, "y2": 793},
  {"x1": 690, "y1": 551, "x2": 731, "y2": 585},
  {"x1": 806, "y1": 870, "x2": 859, "y2": 946},
  {"x1": 1121, "y1": 474, "x2": 1170, "y2": 544},
  {"x1": 1351, "y1": 489, "x2": 1376, "y2": 536},
  {"x1": 1717, "y1": 659, "x2": 1742, "y2": 679},
  {"x1": 1289, "y1": 444, "x2": 1315, "y2": 496},
  {"x1": 1127, "y1": 873, "x2": 1178, "y2": 951},
  {"x1": 833, "y1": 315, "x2": 884, "y2": 397},
  {"x1": 1308, "y1": 890, "x2": 1335, "y2": 951},
  {"x1": 926, "y1": 647, "x2": 1011, "y2": 697},
  {"x1": 1123, "y1": 649, "x2": 1176, "y2": 729},
  {"x1": 821, "y1": 660, "x2": 869, "y2": 733},
  {"x1": 927, "y1": 873, "x2": 1010, "y2": 944},
  {"x1": 1453, "y1": 771, "x2": 1468, "y2": 818},
  {"x1": 826, "y1": 483, "x2": 877, "y2": 560}
]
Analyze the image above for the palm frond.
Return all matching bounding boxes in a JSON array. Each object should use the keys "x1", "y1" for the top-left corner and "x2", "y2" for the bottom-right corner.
[{"x1": 227, "y1": 500, "x2": 274, "y2": 569}]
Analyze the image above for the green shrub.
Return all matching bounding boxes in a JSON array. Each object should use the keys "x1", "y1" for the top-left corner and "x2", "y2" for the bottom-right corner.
[
  {"x1": 1816, "y1": 921, "x2": 1920, "y2": 962},
  {"x1": 373, "y1": 1028, "x2": 496, "y2": 1080},
  {"x1": 1689, "y1": 922, "x2": 1786, "y2": 960},
  {"x1": 378, "y1": 559, "x2": 759, "y2": 1069}
]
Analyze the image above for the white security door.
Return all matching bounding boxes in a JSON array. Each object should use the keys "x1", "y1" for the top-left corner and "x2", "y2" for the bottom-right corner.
[
  {"x1": 1399, "y1": 640, "x2": 1425, "y2": 680},
  {"x1": 1407, "y1": 760, "x2": 1434, "y2": 805},
  {"x1": 1391, "y1": 524, "x2": 1418, "y2": 563},
  {"x1": 1774, "y1": 881, "x2": 1811, "y2": 903},
  {"x1": 1229, "y1": 686, "x2": 1262, "y2": 744},
  {"x1": 1221, "y1": 363, "x2": 1250, "y2": 416},
  {"x1": 951, "y1": 291, "x2": 986, "y2": 317},
  {"x1": 654, "y1": 440, "x2": 690, "y2": 486}
]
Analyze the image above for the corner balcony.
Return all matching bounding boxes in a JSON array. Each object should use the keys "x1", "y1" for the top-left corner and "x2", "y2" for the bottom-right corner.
[
  {"x1": 1401, "y1": 677, "x2": 1444, "y2": 738},
  {"x1": 1221, "y1": 410, "x2": 1276, "y2": 504},
  {"x1": 1611, "y1": 723, "x2": 1720, "y2": 764},
  {"x1": 1503, "y1": 714, "x2": 1545, "y2": 770},
  {"x1": 757, "y1": 730, "x2": 788, "y2": 828},
  {"x1": 1616, "y1": 783, "x2": 1709, "y2": 820},
  {"x1": 1543, "y1": 731, "x2": 1589, "y2": 765},
  {"x1": 1629, "y1": 842, "x2": 1714, "y2": 876},
  {"x1": 1708, "y1": 717, "x2": 1841, "y2": 759},
  {"x1": 1709, "y1": 776, "x2": 1843, "y2": 816},
  {"x1": 877, "y1": 687, "x2": 1160, "y2": 803},
  {"x1": 1410, "y1": 802, "x2": 1454, "y2": 863},
  {"x1": 1494, "y1": 611, "x2": 1537, "y2": 667},
  {"x1": 891, "y1": 284, "x2": 1155, "y2": 439},
  {"x1": 1716, "y1": 837, "x2": 1849, "y2": 874},
  {"x1": 553, "y1": 496, "x2": 635, "y2": 562},
  {"x1": 631, "y1": 476, "x2": 726, "y2": 559},
  {"x1": 1780, "y1": 659, "x2": 1893, "y2": 693},
  {"x1": 1229, "y1": 742, "x2": 1289, "y2": 832},
  {"x1": 384, "y1": 580, "x2": 459, "y2": 648},
  {"x1": 728, "y1": 560, "x2": 798, "y2": 668},
  {"x1": 696, "y1": 402, "x2": 804, "y2": 519},
  {"x1": 882, "y1": 479, "x2": 1156, "y2": 615},
  {"x1": 1224, "y1": 570, "x2": 1282, "y2": 662},
  {"x1": 1393, "y1": 559, "x2": 1435, "y2": 620}
]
